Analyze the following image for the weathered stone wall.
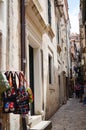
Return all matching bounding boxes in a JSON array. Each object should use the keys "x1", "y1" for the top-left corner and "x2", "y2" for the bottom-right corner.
[{"x1": 8, "y1": 0, "x2": 21, "y2": 70}]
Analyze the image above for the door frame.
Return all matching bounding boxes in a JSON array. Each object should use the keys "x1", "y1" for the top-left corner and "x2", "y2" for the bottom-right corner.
[{"x1": 26, "y1": 37, "x2": 43, "y2": 115}]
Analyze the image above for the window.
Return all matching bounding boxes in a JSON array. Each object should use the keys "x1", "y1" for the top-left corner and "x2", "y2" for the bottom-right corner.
[
  {"x1": 57, "y1": 23, "x2": 59, "y2": 44},
  {"x1": 48, "y1": 54, "x2": 53, "y2": 84},
  {"x1": 41, "y1": 50, "x2": 43, "y2": 81},
  {"x1": 48, "y1": 0, "x2": 51, "y2": 25},
  {"x1": 0, "y1": 33, "x2": 2, "y2": 69},
  {"x1": 58, "y1": 75, "x2": 60, "y2": 87}
]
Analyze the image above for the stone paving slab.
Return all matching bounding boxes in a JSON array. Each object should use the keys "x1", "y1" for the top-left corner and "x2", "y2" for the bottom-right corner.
[{"x1": 50, "y1": 98, "x2": 86, "y2": 130}]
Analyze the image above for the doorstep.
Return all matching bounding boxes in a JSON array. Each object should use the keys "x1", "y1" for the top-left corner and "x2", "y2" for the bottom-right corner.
[
  {"x1": 30, "y1": 121, "x2": 52, "y2": 130},
  {"x1": 27, "y1": 115, "x2": 42, "y2": 128}
]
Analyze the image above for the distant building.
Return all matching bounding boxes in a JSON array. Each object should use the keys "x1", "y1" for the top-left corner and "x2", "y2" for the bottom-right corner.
[{"x1": 70, "y1": 33, "x2": 81, "y2": 85}]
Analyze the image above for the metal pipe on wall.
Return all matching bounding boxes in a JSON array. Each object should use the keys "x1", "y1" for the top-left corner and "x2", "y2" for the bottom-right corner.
[
  {"x1": 21, "y1": 0, "x2": 26, "y2": 74},
  {"x1": 20, "y1": 0, "x2": 27, "y2": 130}
]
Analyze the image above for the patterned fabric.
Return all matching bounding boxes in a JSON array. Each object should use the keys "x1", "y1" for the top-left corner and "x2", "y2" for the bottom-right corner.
[
  {"x1": 0, "y1": 72, "x2": 10, "y2": 109},
  {"x1": 1, "y1": 71, "x2": 33, "y2": 114},
  {"x1": 0, "y1": 72, "x2": 10, "y2": 98}
]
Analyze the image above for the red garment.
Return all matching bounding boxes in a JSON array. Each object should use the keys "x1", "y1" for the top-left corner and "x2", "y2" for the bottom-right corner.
[{"x1": 74, "y1": 85, "x2": 80, "y2": 90}]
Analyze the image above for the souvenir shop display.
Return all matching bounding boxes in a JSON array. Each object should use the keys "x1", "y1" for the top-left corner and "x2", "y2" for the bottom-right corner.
[
  {"x1": 0, "y1": 71, "x2": 33, "y2": 114},
  {"x1": 0, "y1": 72, "x2": 10, "y2": 98},
  {"x1": 27, "y1": 87, "x2": 33, "y2": 103},
  {"x1": 0, "y1": 72, "x2": 11, "y2": 109}
]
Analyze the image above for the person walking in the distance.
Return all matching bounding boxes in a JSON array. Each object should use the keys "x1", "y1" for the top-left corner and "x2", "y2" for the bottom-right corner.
[
  {"x1": 74, "y1": 83, "x2": 80, "y2": 98},
  {"x1": 79, "y1": 83, "x2": 84, "y2": 102}
]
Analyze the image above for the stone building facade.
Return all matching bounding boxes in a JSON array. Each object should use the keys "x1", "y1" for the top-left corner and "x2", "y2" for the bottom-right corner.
[
  {"x1": 79, "y1": 0, "x2": 86, "y2": 83},
  {"x1": 55, "y1": 0, "x2": 70, "y2": 105},
  {"x1": 0, "y1": 0, "x2": 70, "y2": 129}
]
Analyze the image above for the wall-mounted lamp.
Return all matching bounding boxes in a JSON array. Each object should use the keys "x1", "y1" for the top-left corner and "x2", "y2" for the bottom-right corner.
[{"x1": 81, "y1": 58, "x2": 84, "y2": 65}]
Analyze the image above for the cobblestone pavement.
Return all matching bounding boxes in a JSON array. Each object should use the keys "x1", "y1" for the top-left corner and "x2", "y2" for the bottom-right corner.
[{"x1": 50, "y1": 98, "x2": 86, "y2": 130}]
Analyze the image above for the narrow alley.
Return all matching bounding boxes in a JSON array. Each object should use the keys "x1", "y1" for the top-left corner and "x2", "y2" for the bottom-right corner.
[
  {"x1": 51, "y1": 98, "x2": 86, "y2": 130},
  {"x1": 0, "y1": 0, "x2": 86, "y2": 130}
]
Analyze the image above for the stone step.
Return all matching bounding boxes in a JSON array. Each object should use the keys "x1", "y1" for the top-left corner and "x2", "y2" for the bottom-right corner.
[
  {"x1": 30, "y1": 121, "x2": 52, "y2": 130},
  {"x1": 27, "y1": 115, "x2": 42, "y2": 128}
]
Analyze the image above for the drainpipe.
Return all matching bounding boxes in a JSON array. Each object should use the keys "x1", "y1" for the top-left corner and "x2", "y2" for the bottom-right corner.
[
  {"x1": 20, "y1": 0, "x2": 27, "y2": 130},
  {"x1": 21, "y1": 0, "x2": 25, "y2": 73}
]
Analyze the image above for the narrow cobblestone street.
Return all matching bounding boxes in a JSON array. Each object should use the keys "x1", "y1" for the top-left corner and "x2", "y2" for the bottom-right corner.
[{"x1": 51, "y1": 98, "x2": 86, "y2": 130}]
